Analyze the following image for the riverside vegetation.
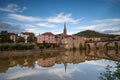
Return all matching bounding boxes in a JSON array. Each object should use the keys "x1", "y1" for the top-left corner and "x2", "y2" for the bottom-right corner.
[
  {"x1": 99, "y1": 62, "x2": 120, "y2": 80},
  {"x1": 0, "y1": 43, "x2": 60, "y2": 51}
]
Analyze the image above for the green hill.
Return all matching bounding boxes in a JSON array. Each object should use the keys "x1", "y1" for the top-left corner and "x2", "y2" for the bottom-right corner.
[{"x1": 75, "y1": 30, "x2": 117, "y2": 38}]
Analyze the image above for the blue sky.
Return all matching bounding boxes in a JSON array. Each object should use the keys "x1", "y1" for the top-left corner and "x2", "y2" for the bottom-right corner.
[{"x1": 0, "y1": 0, "x2": 120, "y2": 35}]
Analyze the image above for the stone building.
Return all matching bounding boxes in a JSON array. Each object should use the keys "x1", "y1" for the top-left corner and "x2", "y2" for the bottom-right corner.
[
  {"x1": 54, "y1": 23, "x2": 68, "y2": 44},
  {"x1": 84, "y1": 37, "x2": 101, "y2": 41},
  {"x1": 114, "y1": 36, "x2": 120, "y2": 40},
  {"x1": 61, "y1": 35, "x2": 85, "y2": 50}
]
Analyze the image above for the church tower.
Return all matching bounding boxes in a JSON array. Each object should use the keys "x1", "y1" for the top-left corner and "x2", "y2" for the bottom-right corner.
[
  {"x1": 63, "y1": 62, "x2": 67, "y2": 72},
  {"x1": 63, "y1": 22, "x2": 67, "y2": 37}
]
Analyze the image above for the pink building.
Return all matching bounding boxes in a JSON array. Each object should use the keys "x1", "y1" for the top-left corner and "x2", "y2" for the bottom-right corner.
[
  {"x1": 37, "y1": 32, "x2": 56, "y2": 43},
  {"x1": 37, "y1": 58, "x2": 55, "y2": 67}
]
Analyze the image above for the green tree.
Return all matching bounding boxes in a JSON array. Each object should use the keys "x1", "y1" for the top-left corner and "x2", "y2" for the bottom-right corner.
[
  {"x1": 17, "y1": 37, "x2": 25, "y2": 43},
  {"x1": 0, "y1": 31, "x2": 11, "y2": 43},
  {"x1": 27, "y1": 36, "x2": 34, "y2": 43},
  {"x1": 114, "y1": 62, "x2": 120, "y2": 79},
  {"x1": 99, "y1": 62, "x2": 120, "y2": 80}
]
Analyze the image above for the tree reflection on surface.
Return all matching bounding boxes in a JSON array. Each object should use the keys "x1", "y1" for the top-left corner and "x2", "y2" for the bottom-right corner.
[
  {"x1": 99, "y1": 62, "x2": 120, "y2": 80},
  {"x1": 0, "y1": 50, "x2": 120, "y2": 80}
]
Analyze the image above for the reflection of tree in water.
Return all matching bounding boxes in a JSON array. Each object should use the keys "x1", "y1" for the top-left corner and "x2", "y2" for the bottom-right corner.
[{"x1": 99, "y1": 62, "x2": 120, "y2": 80}]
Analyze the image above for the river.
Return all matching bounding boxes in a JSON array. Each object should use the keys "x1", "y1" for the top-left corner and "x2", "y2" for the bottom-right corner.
[{"x1": 0, "y1": 50, "x2": 120, "y2": 80}]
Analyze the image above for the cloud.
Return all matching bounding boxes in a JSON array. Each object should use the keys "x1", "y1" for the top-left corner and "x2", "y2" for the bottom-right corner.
[
  {"x1": 110, "y1": 0, "x2": 120, "y2": 5},
  {"x1": 85, "y1": 60, "x2": 116, "y2": 67},
  {"x1": 93, "y1": 18, "x2": 120, "y2": 23},
  {"x1": 6, "y1": 13, "x2": 84, "y2": 34},
  {"x1": 24, "y1": 24, "x2": 56, "y2": 35},
  {"x1": 25, "y1": 24, "x2": 36, "y2": 28},
  {"x1": 7, "y1": 13, "x2": 82, "y2": 24},
  {"x1": 7, "y1": 13, "x2": 80, "y2": 29},
  {"x1": 0, "y1": 3, "x2": 27, "y2": 13},
  {"x1": 76, "y1": 23, "x2": 108, "y2": 30},
  {"x1": 102, "y1": 29, "x2": 120, "y2": 34},
  {"x1": 36, "y1": 22, "x2": 56, "y2": 28},
  {"x1": 22, "y1": 7, "x2": 27, "y2": 11},
  {"x1": 8, "y1": 13, "x2": 41, "y2": 22},
  {"x1": 6, "y1": 69, "x2": 40, "y2": 80},
  {"x1": 76, "y1": 18, "x2": 120, "y2": 33},
  {"x1": 47, "y1": 13, "x2": 82, "y2": 24},
  {"x1": 0, "y1": 21, "x2": 25, "y2": 33},
  {"x1": 47, "y1": 66, "x2": 84, "y2": 80},
  {"x1": 5, "y1": 64, "x2": 83, "y2": 80}
]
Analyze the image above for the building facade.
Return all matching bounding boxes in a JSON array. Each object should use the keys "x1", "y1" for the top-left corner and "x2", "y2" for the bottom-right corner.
[
  {"x1": 61, "y1": 35, "x2": 85, "y2": 49},
  {"x1": 84, "y1": 37, "x2": 101, "y2": 41},
  {"x1": 9, "y1": 33, "x2": 17, "y2": 42},
  {"x1": 20, "y1": 32, "x2": 35, "y2": 43},
  {"x1": 37, "y1": 32, "x2": 56, "y2": 43}
]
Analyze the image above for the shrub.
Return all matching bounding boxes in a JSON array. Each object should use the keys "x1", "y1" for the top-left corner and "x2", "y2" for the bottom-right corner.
[
  {"x1": 0, "y1": 44, "x2": 35, "y2": 51},
  {"x1": 45, "y1": 44, "x2": 51, "y2": 48},
  {"x1": 27, "y1": 44, "x2": 35, "y2": 50},
  {"x1": 12, "y1": 44, "x2": 25, "y2": 50},
  {"x1": 39, "y1": 44, "x2": 44, "y2": 49},
  {"x1": 0, "y1": 44, "x2": 10, "y2": 51}
]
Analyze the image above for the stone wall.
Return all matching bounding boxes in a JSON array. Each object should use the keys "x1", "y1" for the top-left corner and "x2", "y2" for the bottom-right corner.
[
  {"x1": 86, "y1": 41, "x2": 120, "y2": 50},
  {"x1": 61, "y1": 35, "x2": 85, "y2": 50}
]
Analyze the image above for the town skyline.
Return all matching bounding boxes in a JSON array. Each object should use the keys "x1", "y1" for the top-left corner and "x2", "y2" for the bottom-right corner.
[{"x1": 0, "y1": 0, "x2": 120, "y2": 35}]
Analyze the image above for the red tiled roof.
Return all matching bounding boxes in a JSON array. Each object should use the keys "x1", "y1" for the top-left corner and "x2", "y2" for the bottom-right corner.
[
  {"x1": 9, "y1": 33, "x2": 17, "y2": 36},
  {"x1": 42, "y1": 32, "x2": 54, "y2": 35}
]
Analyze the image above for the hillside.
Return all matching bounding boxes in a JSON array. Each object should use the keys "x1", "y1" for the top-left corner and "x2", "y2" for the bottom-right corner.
[{"x1": 75, "y1": 30, "x2": 117, "y2": 38}]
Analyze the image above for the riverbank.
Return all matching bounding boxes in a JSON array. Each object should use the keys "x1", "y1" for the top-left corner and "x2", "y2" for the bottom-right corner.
[
  {"x1": 0, "y1": 43, "x2": 61, "y2": 51},
  {"x1": 0, "y1": 49, "x2": 65, "y2": 58}
]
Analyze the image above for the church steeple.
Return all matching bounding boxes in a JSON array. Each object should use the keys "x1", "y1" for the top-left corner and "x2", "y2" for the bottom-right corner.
[
  {"x1": 63, "y1": 22, "x2": 67, "y2": 36},
  {"x1": 64, "y1": 62, "x2": 67, "y2": 72}
]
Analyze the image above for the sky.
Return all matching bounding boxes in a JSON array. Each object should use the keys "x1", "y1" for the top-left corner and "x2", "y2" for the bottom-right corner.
[{"x1": 0, "y1": 0, "x2": 120, "y2": 35}]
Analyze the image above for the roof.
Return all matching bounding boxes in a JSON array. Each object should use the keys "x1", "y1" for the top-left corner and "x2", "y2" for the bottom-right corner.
[
  {"x1": 42, "y1": 32, "x2": 54, "y2": 35},
  {"x1": 21, "y1": 32, "x2": 34, "y2": 35},
  {"x1": 9, "y1": 33, "x2": 17, "y2": 36}
]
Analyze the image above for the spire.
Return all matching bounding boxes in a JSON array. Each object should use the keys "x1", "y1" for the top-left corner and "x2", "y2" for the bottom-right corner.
[
  {"x1": 63, "y1": 62, "x2": 67, "y2": 72},
  {"x1": 63, "y1": 22, "x2": 67, "y2": 36}
]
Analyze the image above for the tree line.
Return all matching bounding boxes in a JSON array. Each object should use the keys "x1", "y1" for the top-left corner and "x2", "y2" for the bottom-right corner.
[{"x1": 0, "y1": 31, "x2": 35, "y2": 43}]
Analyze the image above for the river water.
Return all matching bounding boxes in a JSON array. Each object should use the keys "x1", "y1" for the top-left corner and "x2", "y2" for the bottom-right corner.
[{"x1": 0, "y1": 50, "x2": 119, "y2": 80}]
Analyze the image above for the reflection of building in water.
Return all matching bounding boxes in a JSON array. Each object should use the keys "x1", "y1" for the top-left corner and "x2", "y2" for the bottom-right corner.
[
  {"x1": 63, "y1": 62, "x2": 67, "y2": 72},
  {"x1": 0, "y1": 50, "x2": 120, "y2": 73},
  {"x1": 60, "y1": 51, "x2": 85, "y2": 64},
  {"x1": 55, "y1": 51, "x2": 86, "y2": 72},
  {"x1": 9, "y1": 60, "x2": 16, "y2": 66},
  {"x1": 37, "y1": 57, "x2": 55, "y2": 67},
  {"x1": 85, "y1": 50, "x2": 120, "y2": 61}
]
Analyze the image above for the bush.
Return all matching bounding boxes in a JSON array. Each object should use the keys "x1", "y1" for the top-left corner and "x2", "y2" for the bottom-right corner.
[
  {"x1": 0, "y1": 44, "x2": 35, "y2": 51},
  {"x1": 45, "y1": 44, "x2": 51, "y2": 48},
  {"x1": 27, "y1": 44, "x2": 35, "y2": 50},
  {"x1": 52, "y1": 44, "x2": 59, "y2": 48},
  {"x1": 0, "y1": 44, "x2": 10, "y2": 51},
  {"x1": 39, "y1": 44, "x2": 44, "y2": 49},
  {"x1": 12, "y1": 44, "x2": 26, "y2": 50},
  {"x1": 38, "y1": 43, "x2": 59, "y2": 49}
]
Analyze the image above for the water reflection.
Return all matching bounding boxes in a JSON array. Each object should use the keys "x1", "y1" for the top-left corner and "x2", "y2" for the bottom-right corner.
[
  {"x1": 99, "y1": 62, "x2": 120, "y2": 80},
  {"x1": 0, "y1": 50, "x2": 120, "y2": 80}
]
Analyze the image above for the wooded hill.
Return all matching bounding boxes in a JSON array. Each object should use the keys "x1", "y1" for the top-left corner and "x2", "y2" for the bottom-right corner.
[{"x1": 75, "y1": 30, "x2": 119, "y2": 38}]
